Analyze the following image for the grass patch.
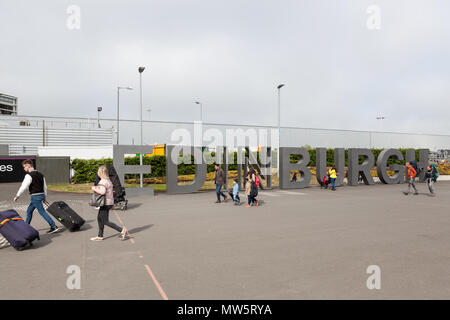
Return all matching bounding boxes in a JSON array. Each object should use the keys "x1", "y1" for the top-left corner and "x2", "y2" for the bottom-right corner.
[{"x1": 47, "y1": 183, "x2": 94, "y2": 194}]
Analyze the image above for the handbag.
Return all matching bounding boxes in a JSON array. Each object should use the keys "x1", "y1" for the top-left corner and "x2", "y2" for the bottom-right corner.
[{"x1": 89, "y1": 184, "x2": 106, "y2": 207}]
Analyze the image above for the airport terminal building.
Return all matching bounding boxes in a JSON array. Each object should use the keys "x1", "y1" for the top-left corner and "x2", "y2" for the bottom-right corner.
[{"x1": 0, "y1": 93, "x2": 17, "y2": 116}]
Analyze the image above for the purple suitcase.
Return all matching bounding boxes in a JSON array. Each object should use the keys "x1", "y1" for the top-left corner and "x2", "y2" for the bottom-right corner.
[{"x1": 0, "y1": 210, "x2": 40, "y2": 251}]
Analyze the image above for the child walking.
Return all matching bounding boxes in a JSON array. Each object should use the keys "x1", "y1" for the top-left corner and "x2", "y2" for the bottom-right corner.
[{"x1": 232, "y1": 179, "x2": 240, "y2": 205}]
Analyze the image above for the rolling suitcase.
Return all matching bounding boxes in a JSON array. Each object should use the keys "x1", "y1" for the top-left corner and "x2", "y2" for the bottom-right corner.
[
  {"x1": 45, "y1": 201, "x2": 85, "y2": 232},
  {"x1": 0, "y1": 210, "x2": 40, "y2": 251}
]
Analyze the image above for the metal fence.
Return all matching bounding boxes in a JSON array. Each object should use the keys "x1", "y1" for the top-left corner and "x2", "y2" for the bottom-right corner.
[{"x1": 2, "y1": 114, "x2": 450, "y2": 155}]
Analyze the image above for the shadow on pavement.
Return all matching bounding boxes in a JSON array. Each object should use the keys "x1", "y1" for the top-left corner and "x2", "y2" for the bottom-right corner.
[
  {"x1": 102, "y1": 234, "x2": 124, "y2": 240},
  {"x1": 122, "y1": 203, "x2": 142, "y2": 210},
  {"x1": 78, "y1": 223, "x2": 93, "y2": 232},
  {"x1": 88, "y1": 225, "x2": 153, "y2": 241},
  {"x1": 128, "y1": 224, "x2": 154, "y2": 235},
  {"x1": 30, "y1": 232, "x2": 62, "y2": 250}
]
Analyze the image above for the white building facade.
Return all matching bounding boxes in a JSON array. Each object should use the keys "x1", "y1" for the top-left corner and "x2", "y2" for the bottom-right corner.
[{"x1": 1, "y1": 114, "x2": 450, "y2": 157}]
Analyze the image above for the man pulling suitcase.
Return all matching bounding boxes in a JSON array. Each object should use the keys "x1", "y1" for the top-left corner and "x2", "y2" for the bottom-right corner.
[{"x1": 13, "y1": 160, "x2": 61, "y2": 234}]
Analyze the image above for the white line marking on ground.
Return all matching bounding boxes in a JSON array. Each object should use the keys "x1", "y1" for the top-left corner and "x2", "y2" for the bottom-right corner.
[
  {"x1": 277, "y1": 191, "x2": 307, "y2": 195},
  {"x1": 145, "y1": 264, "x2": 169, "y2": 300},
  {"x1": 113, "y1": 211, "x2": 169, "y2": 300},
  {"x1": 259, "y1": 191, "x2": 307, "y2": 196}
]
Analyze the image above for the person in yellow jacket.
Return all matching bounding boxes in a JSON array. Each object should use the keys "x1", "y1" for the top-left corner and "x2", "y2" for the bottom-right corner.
[{"x1": 328, "y1": 166, "x2": 338, "y2": 191}]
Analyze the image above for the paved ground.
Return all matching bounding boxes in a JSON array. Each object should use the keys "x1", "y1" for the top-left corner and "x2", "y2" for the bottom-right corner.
[{"x1": 1, "y1": 180, "x2": 450, "y2": 300}]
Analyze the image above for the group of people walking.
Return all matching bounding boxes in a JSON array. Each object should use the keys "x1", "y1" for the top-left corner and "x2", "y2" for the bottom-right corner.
[
  {"x1": 404, "y1": 161, "x2": 439, "y2": 196},
  {"x1": 271, "y1": 161, "x2": 441, "y2": 196},
  {"x1": 12, "y1": 160, "x2": 126, "y2": 242},
  {"x1": 214, "y1": 163, "x2": 260, "y2": 207}
]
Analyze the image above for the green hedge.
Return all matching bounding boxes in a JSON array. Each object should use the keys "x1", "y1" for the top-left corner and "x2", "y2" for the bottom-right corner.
[
  {"x1": 71, "y1": 148, "x2": 427, "y2": 183},
  {"x1": 71, "y1": 155, "x2": 213, "y2": 184},
  {"x1": 71, "y1": 158, "x2": 113, "y2": 184}
]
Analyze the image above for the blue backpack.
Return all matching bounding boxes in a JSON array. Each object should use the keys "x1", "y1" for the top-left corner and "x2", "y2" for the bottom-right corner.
[{"x1": 410, "y1": 160, "x2": 420, "y2": 175}]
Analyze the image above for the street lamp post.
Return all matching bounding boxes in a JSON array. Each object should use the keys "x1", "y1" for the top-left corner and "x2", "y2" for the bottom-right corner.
[
  {"x1": 117, "y1": 86, "x2": 133, "y2": 145},
  {"x1": 97, "y1": 106, "x2": 102, "y2": 128},
  {"x1": 146, "y1": 107, "x2": 152, "y2": 120},
  {"x1": 276, "y1": 84, "x2": 285, "y2": 178},
  {"x1": 195, "y1": 101, "x2": 203, "y2": 121},
  {"x1": 138, "y1": 66, "x2": 146, "y2": 188},
  {"x1": 376, "y1": 116, "x2": 386, "y2": 131}
]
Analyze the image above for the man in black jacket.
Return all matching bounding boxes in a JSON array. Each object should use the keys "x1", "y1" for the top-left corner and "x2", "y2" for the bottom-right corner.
[
  {"x1": 13, "y1": 160, "x2": 60, "y2": 234},
  {"x1": 214, "y1": 163, "x2": 228, "y2": 203}
]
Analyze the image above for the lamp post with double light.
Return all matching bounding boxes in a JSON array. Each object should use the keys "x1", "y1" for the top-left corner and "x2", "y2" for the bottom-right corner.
[
  {"x1": 97, "y1": 106, "x2": 102, "y2": 128},
  {"x1": 117, "y1": 86, "x2": 133, "y2": 144},
  {"x1": 138, "y1": 67, "x2": 146, "y2": 188},
  {"x1": 276, "y1": 84, "x2": 285, "y2": 177},
  {"x1": 195, "y1": 101, "x2": 203, "y2": 121}
]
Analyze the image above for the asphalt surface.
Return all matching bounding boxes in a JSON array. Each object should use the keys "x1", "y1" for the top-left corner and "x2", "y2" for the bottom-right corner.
[{"x1": 1, "y1": 180, "x2": 450, "y2": 300}]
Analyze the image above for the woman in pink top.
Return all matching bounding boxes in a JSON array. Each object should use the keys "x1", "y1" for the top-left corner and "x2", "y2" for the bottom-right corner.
[{"x1": 90, "y1": 165, "x2": 127, "y2": 241}]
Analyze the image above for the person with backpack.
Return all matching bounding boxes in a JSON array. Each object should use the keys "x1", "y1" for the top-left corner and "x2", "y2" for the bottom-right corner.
[
  {"x1": 251, "y1": 173, "x2": 259, "y2": 206},
  {"x1": 425, "y1": 165, "x2": 436, "y2": 196},
  {"x1": 90, "y1": 165, "x2": 127, "y2": 241},
  {"x1": 13, "y1": 159, "x2": 61, "y2": 234},
  {"x1": 247, "y1": 168, "x2": 260, "y2": 204},
  {"x1": 247, "y1": 165, "x2": 264, "y2": 190},
  {"x1": 430, "y1": 162, "x2": 439, "y2": 182},
  {"x1": 403, "y1": 162, "x2": 419, "y2": 195},
  {"x1": 410, "y1": 160, "x2": 421, "y2": 177}
]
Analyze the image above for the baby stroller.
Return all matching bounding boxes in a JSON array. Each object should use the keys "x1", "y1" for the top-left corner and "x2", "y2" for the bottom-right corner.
[
  {"x1": 95, "y1": 165, "x2": 128, "y2": 211},
  {"x1": 320, "y1": 175, "x2": 330, "y2": 189}
]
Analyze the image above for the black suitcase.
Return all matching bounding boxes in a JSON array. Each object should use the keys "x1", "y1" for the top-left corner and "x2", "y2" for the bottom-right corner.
[{"x1": 45, "y1": 201, "x2": 85, "y2": 232}]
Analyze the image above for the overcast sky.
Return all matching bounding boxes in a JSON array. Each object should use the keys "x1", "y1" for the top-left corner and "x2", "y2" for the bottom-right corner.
[{"x1": 1, "y1": 0, "x2": 449, "y2": 134}]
